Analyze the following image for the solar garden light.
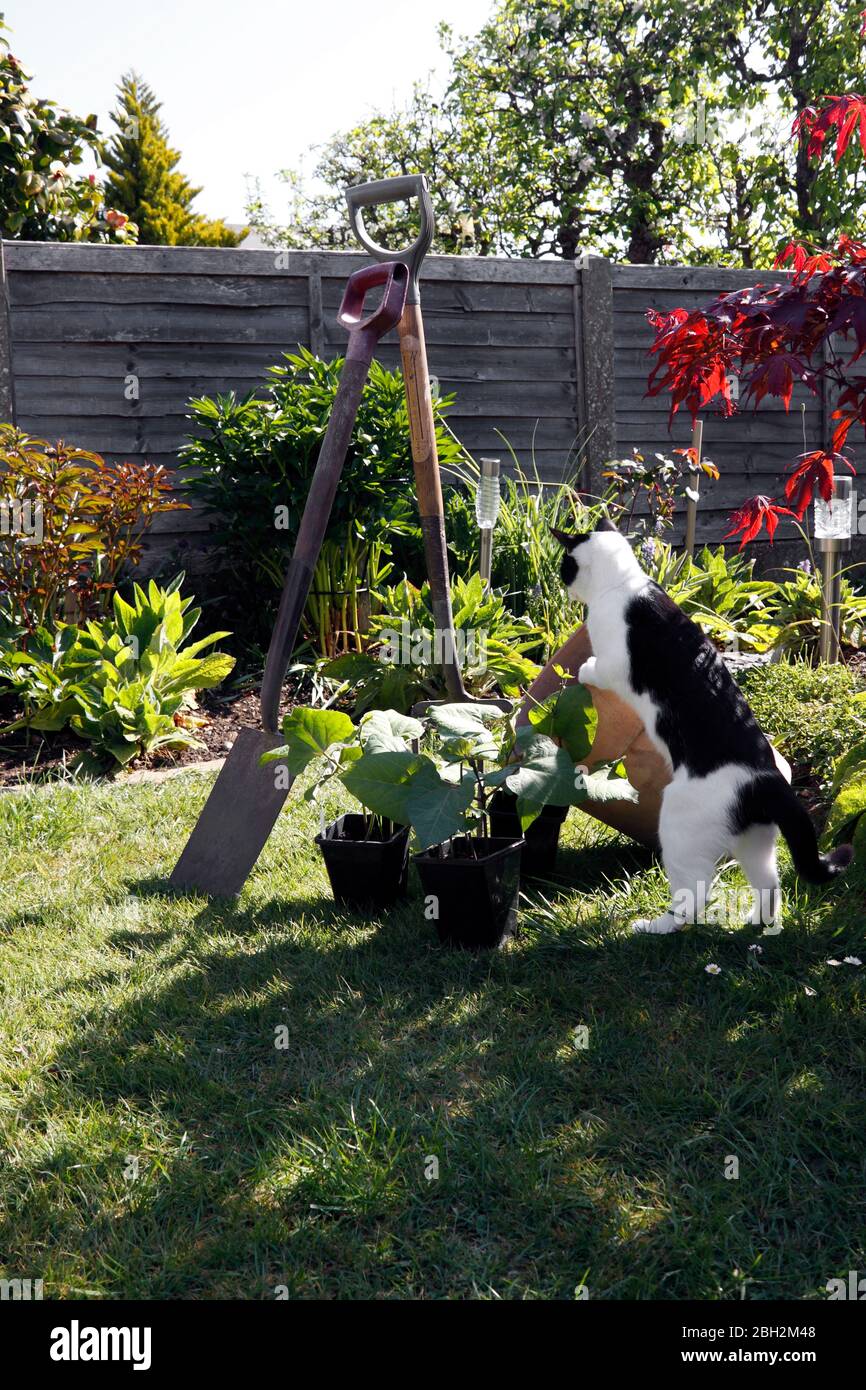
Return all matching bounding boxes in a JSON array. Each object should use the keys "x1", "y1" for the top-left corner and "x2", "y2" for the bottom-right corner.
[
  {"x1": 476, "y1": 457, "x2": 501, "y2": 590},
  {"x1": 814, "y1": 474, "x2": 853, "y2": 664}
]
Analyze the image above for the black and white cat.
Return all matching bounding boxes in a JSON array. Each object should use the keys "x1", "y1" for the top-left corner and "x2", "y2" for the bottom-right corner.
[{"x1": 552, "y1": 519, "x2": 853, "y2": 933}]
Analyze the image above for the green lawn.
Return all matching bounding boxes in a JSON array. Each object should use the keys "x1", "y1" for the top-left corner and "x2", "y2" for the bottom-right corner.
[{"x1": 1, "y1": 768, "x2": 864, "y2": 1300}]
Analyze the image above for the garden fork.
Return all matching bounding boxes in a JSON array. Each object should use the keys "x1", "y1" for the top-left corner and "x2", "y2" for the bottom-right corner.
[{"x1": 346, "y1": 175, "x2": 472, "y2": 703}]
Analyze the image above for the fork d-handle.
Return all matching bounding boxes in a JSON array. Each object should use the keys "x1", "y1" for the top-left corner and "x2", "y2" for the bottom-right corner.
[
  {"x1": 259, "y1": 261, "x2": 408, "y2": 731},
  {"x1": 398, "y1": 302, "x2": 469, "y2": 701}
]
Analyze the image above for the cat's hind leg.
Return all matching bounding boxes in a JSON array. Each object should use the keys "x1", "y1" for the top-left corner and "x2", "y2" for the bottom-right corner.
[
  {"x1": 732, "y1": 823, "x2": 780, "y2": 927},
  {"x1": 632, "y1": 778, "x2": 727, "y2": 935}
]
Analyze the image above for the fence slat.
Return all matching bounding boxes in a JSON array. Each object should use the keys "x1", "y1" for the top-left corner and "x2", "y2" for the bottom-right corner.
[{"x1": 580, "y1": 254, "x2": 616, "y2": 492}]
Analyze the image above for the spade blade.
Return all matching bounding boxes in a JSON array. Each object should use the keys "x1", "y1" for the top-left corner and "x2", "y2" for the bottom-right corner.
[{"x1": 169, "y1": 728, "x2": 292, "y2": 898}]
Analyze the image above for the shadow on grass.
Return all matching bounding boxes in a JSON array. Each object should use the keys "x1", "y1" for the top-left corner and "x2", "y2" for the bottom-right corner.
[{"x1": 2, "y1": 847, "x2": 865, "y2": 1301}]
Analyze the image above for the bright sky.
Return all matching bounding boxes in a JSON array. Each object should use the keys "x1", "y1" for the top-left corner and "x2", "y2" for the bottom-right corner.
[{"x1": 3, "y1": 0, "x2": 493, "y2": 224}]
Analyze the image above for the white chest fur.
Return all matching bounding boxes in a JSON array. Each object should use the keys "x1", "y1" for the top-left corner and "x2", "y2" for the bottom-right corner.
[{"x1": 586, "y1": 581, "x2": 672, "y2": 769}]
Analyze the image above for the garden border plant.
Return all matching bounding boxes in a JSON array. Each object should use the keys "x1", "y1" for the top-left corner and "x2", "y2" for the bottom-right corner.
[{"x1": 0, "y1": 575, "x2": 235, "y2": 774}]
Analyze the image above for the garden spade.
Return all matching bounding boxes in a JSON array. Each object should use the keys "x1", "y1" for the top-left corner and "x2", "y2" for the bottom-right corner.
[
  {"x1": 346, "y1": 175, "x2": 473, "y2": 703},
  {"x1": 168, "y1": 260, "x2": 409, "y2": 897}
]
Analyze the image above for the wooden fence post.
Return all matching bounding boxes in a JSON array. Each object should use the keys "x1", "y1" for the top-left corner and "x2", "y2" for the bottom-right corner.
[
  {"x1": 308, "y1": 267, "x2": 324, "y2": 358},
  {"x1": 0, "y1": 240, "x2": 16, "y2": 424},
  {"x1": 578, "y1": 254, "x2": 616, "y2": 497}
]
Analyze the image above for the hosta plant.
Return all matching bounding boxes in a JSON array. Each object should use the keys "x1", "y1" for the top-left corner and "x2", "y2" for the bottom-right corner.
[{"x1": 0, "y1": 575, "x2": 234, "y2": 771}]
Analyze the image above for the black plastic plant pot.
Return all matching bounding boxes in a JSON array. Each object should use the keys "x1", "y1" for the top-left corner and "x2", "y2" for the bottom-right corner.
[
  {"x1": 315, "y1": 813, "x2": 410, "y2": 908},
  {"x1": 488, "y1": 790, "x2": 568, "y2": 878},
  {"x1": 414, "y1": 835, "x2": 523, "y2": 950}
]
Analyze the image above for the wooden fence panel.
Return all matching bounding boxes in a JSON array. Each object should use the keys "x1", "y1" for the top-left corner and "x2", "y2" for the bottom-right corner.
[{"x1": 0, "y1": 241, "x2": 863, "y2": 567}]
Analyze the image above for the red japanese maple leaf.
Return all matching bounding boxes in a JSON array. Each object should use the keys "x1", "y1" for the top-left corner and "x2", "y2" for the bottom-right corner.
[
  {"x1": 794, "y1": 95, "x2": 866, "y2": 165},
  {"x1": 743, "y1": 353, "x2": 812, "y2": 411},
  {"x1": 646, "y1": 308, "x2": 735, "y2": 425},
  {"x1": 774, "y1": 241, "x2": 835, "y2": 281},
  {"x1": 784, "y1": 449, "x2": 854, "y2": 520},
  {"x1": 723, "y1": 496, "x2": 795, "y2": 549}
]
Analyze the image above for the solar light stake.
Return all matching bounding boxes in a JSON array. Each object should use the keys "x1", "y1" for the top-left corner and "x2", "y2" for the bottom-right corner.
[
  {"x1": 476, "y1": 457, "x2": 501, "y2": 590},
  {"x1": 815, "y1": 475, "x2": 853, "y2": 664},
  {"x1": 684, "y1": 419, "x2": 703, "y2": 561}
]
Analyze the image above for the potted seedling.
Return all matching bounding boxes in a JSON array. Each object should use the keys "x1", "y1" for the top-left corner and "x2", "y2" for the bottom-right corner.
[
  {"x1": 341, "y1": 700, "x2": 637, "y2": 949},
  {"x1": 337, "y1": 701, "x2": 524, "y2": 949},
  {"x1": 261, "y1": 706, "x2": 423, "y2": 908}
]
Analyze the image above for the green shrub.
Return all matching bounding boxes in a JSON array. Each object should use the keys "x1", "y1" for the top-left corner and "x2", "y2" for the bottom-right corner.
[
  {"x1": 0, "y1": 575, "x2": 234, "y2": 771},
  {"x1": 180, "y1": 349, "x2": 464, "y2": 652},
  {"x1": 737, "y1": 661, "x2": 866, "y2": 788}
]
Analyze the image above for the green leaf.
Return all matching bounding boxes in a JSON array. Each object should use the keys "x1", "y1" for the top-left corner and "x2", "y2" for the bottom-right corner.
[
  {"x1": 505, "y1": 730, "x2": 580, "y2": 808},
  {"x1": 529, "y1": 682, "x2": 598, "y2": 763},
  {"x1": 358, "y1": 708, "x2": 423, "y2": 753},
  {"x1": 426, "y1": 702, "x2": 507, "y2": 737},
  {"x1": 260, "y1": 706, "x2": 355, "y2": 775},
  {"x1": 576, "y1": 769, "x2": 639, "y2": 805},
  {"x1": 404, "y1": 758, "x2": 476, "y2": 849},
  {"x1": 341, "y1": 749, "x2": 422, "y2": 823}
]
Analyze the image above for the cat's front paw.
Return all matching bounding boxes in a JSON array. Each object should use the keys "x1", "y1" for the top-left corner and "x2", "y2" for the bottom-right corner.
[
  {"x1": 631, "y1": 913, "x2": 683, "y2": 936},
  {"x1": 577, "y1": 658, "x2": 598, "y2": 687}
]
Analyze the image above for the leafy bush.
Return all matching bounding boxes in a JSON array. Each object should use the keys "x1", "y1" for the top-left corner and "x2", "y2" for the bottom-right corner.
[
  {"x1": 0, "y1": 576, "x2": 234, "y2": 771},
  {"x1": 322, "y1": 572, "x2": 542, "y2": 714},
  {"x1": 640, "y1": 542, "x2": 780, "y2": 652},
  {"x1": 638, "y1": 541, "x2": 866, "y2": 659},
  {"x1": 180, "y1": 349, "x2": 464, "y2": 651},
  {"x1": 0, "y1": 426, "x2": 185, "y2": 641},
  {"x1": 737, "y1": 661, "x2": 866, "y2": 789},
  {"x1": 444, "y1": 456, "x2": 584, "y2": 660},
  {"x1": 757, "y1": 565, "x2": 866, "y2": 659},
  {"x1": 0, "y1": 18, "x2": 136, "y2": 242}
]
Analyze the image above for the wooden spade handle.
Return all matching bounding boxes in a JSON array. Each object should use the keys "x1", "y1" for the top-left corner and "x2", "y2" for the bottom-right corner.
[
  {"x1": 398, "y1": 304, "x2": 443, "y2": 509},
  {"x1": 397, "y1": 303, "x2": 467, "y2": 700}
]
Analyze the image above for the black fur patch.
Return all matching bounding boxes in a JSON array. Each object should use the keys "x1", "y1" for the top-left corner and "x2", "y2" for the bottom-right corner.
[
  {"x1": 625, "y1": 583, "x2": 776, "y2": 777},
  {"x1": 560, "y1": 552, "x2": 578, "y2": 587}
]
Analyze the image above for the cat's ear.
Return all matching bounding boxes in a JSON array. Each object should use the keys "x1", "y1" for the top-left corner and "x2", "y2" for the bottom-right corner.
[
  {"x1": 550, "y1": 527, "x2": 577, "y2": 549},
  {"x1": 594, "y1": 515, "x2": 619, "y2": 534}
]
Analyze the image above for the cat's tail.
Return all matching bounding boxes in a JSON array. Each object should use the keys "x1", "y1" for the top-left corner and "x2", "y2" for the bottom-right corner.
[{"x1": 735, "y1": 772, "x2": 854, "y2": 885}]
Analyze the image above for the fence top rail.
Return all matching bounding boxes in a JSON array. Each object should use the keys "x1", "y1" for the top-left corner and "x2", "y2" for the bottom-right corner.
[
  {"x1": 0, "y1": 241, "x2": 579, "y2": 285},
  {"x1": 611, "y1": 264, "x2": 794, "y2": 291},
  {"x1": 2, "y1": 243, "x2": 803, "y2": 293}
]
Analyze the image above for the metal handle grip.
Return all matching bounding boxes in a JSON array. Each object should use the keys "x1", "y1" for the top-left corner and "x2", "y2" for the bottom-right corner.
[{"x1": 345, "y1": 174, "x2": 433, "y2": 302}]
